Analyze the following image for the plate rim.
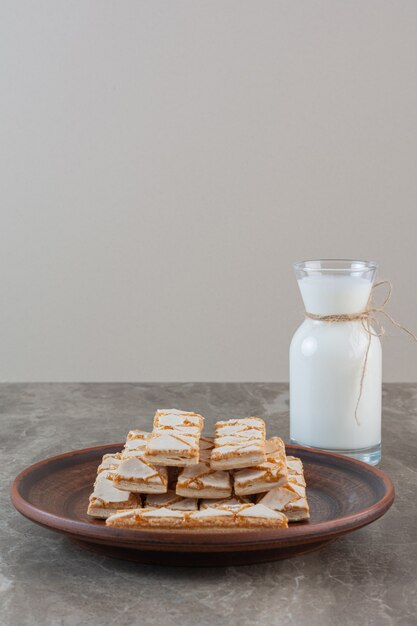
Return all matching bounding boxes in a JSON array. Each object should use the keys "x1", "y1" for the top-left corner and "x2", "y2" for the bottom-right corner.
[{"x1": 10, "y1": 442, "x2": 395, "y2": 552}]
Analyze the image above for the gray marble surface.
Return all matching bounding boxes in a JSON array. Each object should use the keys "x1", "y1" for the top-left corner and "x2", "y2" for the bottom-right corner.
[{"x1": 1, "y1": 383, "x2": 416, "y2": 626}]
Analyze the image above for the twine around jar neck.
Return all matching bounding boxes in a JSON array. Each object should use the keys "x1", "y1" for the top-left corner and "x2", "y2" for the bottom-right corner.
[{"x1": 304, "y1": 281, "x2": 417, "y2": 425}]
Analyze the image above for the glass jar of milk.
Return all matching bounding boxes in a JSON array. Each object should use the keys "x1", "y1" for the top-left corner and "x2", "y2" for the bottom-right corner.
[{"x1": 290, "y1": 259, "x2": 381, "y2": 465}]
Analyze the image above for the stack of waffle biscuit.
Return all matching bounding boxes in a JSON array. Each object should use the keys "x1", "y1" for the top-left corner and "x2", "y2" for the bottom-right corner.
[{"x1": 87, "y1": 410, "x2": 310, "y2": 530}]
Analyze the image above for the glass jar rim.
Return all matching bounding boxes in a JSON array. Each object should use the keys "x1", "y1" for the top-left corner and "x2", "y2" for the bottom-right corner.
[{"x1": 293, "y1": 259, "x2": 378, "y2": 272}]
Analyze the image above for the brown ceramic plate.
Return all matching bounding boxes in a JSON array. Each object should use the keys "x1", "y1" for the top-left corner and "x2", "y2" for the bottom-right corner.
[{"x1": 10, "y1": 443, "x2": 394, "y2": 567}]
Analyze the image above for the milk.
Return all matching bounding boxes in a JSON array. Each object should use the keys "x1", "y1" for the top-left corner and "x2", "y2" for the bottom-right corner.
[
  {"x1": 290, "y1": 274, "x2": 381, "y2": 454},
  {"x1": 297, "y1": 275, "x2": 372, "y2": 315}
]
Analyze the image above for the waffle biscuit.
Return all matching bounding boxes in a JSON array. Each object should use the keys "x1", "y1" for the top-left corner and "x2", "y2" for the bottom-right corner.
[
  {"x1": 145, "y1": 409, "x2": 204, "y2": 466},
  {"x1": 198, "y1": 436, "x2": 214, "y2": 460},
  {"x1": 144, "y1": 490, "x2": 198, "y2": 511},
  {"x1": 176, "y1": 456, "x2": 232, "y2": 499},
  {"x1": 234, "y1": 437, "x2": 288, "y2": 495},
  {"x1": 106, "y1": 503, "x2": 288, "y2": 529},
  {"x1": 108, "y1": 428, "x2": 168, "y2": 493},
  {"x1": 186, "y1": 507, "x2": 235, "y2": 527},
  {"x1": 258, "y1": 456, "x2": 310, "y2": 521},
  {"x1": 97, "y1": 453, "x2": 122, "y2": 473},
  {"x1": 87, "y1": 472, "x2": 140, "y2": 519},
  {"x1": 121, "y1": 430, "x2": 150, "y2": 459},
  {"x1": 200, "y1": 495, "x2": 251, "y2": 509},
  {"x1": 234, "y1": 503, "x2": 288, "y2": 528},
  {"x1": 210, "y1": 417, "x2": 266, "y2": 470},
  {"x1": 109, "y1": 455, "x2": 168, "y2": 494},
  {"x1": 286, "y1": 456, "x2": 306, "y2": 484},
  {"x1": 106, "y1": 507, "x2": 185, "y2": 529}
]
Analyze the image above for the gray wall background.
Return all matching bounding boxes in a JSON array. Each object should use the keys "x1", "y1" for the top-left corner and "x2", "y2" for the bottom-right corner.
[{"x1": 1, "y1": 1, "x2": 417, "y2": 382}]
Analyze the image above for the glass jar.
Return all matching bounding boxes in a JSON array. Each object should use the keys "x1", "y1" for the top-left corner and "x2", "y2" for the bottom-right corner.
[{"x1": 290, "y1": 259, "x2": 381, "y2": 465}]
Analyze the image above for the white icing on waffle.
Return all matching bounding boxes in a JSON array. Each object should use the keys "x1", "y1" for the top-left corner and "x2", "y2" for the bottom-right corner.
[
  {"x1": 234, "y1": 437, "x2": 288, "y2": 494},
  {"x1": 175, "y1": 437, "x2": 232, "y2": 496},
  {"x1": 111, "y1": 455, "x2": 168, "y2": 486},
  {"x1": 87, "y1": 452, "x2": 140, "y2": 517},
  {"x1": 236, "y1": 503, "x2": 282, "y2": 519},
  {"x1": 144, "y1": 490, "x2": 198, "y2": 511},
  {"x1": 106, "y1": 502, "x2": 288, "y2": 529},
  {"x1": 258, "y1": 456, "x2": 310, "y2": 521},
  {"x1": 90, "y1": 475, "x2": 133, "y2": 504},
  {"x1": 178, "y1": 463, "x2": 230, "y2": 487},
  {"x1": 122, "y1": 432, "x2": 150, "y2": 459},
  {"x1": 97, "y1": 453, "x2": 122, "y2": 473},
  {"x1": 210, "y1": 417, "x2": 266, "y2": 467},
  {"x1": 145, "y1": 409, "x2": 204, "y2": 462},
  {"x1": 200, "y1": 495, "x2": 251, "y2": 509},
  {"x1": 107, "y1": 430, "x2": 168, "y2": 488}
]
